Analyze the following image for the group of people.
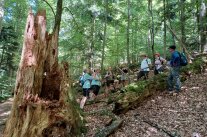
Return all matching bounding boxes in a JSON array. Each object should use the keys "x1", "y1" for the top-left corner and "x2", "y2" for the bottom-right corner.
[
  {"x1": 137, "y1": 52, "x2": 166, "y2": 80},
  {"x1": 79, "y1": 45, "x2": 182, "y2": 109},
  {"x1": 79, "y1": 68, "x2": 101, "y2": 109},
  {"x1": 137, "y1": 45, "x2": 182, "y2": 93},
  {"x1": 79, "y1": 66, "x2": 129, "y2": 109}
]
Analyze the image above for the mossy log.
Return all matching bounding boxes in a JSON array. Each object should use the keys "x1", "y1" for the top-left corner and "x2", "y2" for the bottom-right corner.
[
  {"x1": 112, "y1": 57, "x2": 207, "y2": 114},
  {"x1": 3, "y1": 10, "x2": 82, "y2": 137}
]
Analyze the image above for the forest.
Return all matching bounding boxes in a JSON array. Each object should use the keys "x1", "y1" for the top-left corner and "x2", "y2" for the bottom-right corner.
[{"x1": 0, "y1": 0, "x2": 207, "y2": 137}]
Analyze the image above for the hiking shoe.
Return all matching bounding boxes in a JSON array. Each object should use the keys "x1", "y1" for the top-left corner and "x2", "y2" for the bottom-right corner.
[
  {"x1": 172, "y1": 92, "x2": 178, "y2": 96},
  {"x1": 168, "y1": 88, "x2": 173, "y2": 92}
]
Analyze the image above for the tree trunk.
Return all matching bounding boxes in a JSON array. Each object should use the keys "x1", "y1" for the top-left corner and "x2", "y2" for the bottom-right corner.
[
  {"x1": 199, "y1": 1, "x2": 207, "y2": 53},
  {"x1": 115, "y1": 21, "x2": 119, "y2": 65},
  {"x1": 3, "y1": 9, "x2": 81, "y2": 137},
  {"x1": 180, "y1": 0, "x2": 186, "y2": 52},
  {"x1": 89, "y1": 15, "x2": 95, "y2": 68},
  {"x1": 163, "y1": 0, "x2": 167, "y2": 58},
  {"x1": 126, "y1": 0, "x2": 130, "y2": 66},
  {"x1": 166, "y1": 0, "x2": 176, "y2": 45},
  {"x1": 0, "y1": 0, "x2": 4, "y2": 33},
  {"x1": 196, "y1": 0, "x2": 201, "y2": 52},
  {"x1": 101, "y1": 0, "x2": 108, "y2": 73},
  {"x1": 148, "y1": 0, "x2": 155, "y2": 63},
  {"x1": 0, "y1": 44, "x2": 5, "y2": 69}
]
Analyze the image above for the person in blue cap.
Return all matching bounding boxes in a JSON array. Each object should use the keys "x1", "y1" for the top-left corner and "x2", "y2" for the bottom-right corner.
[{"x1": 167, "y1": 45, "x2": 181, "y2": 94}]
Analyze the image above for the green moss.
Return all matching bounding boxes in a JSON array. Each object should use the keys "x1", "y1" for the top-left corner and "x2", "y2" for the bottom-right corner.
[
  {"x1": 126, "y1": 80, "x2": 148, "y2": 93},
  {"x1": 181, "y1": 58, "x2": 204, "y2": 74}
]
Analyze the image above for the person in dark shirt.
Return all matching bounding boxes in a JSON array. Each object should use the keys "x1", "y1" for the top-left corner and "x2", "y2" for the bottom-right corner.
[{"x1": 167, "y1": 45, "x2": 181, "y2": 94}]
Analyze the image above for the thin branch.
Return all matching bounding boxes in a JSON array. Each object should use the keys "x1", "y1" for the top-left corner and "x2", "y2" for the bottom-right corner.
[
  {"x1": 63, "y1": 7, "x2": 81, "y2": 32},
  {"x1": 42, "y1": 0, "x2": 55, "y2": 18},
  {"x1": 166, "y1": 24, "x2": 192, "y2": 62}
]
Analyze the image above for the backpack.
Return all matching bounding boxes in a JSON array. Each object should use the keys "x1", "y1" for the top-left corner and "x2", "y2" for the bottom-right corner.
[
  {"x1": 159, "y1": 57, "x2": 164, "y2": 65},
  {"x1": 178, "y1": 52, "x2": 188, "y2": 66},
  {"x1": 79, "y1": 74, "x2": 85, "y2": 86}
]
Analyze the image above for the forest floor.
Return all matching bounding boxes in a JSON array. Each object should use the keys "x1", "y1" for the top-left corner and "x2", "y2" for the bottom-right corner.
[
  {"x1": 84, "y1": 71, "x2": 207, "y2": 137},
  {"x1": 0, "y1": 72, "x2": 206, "y2": 137}
]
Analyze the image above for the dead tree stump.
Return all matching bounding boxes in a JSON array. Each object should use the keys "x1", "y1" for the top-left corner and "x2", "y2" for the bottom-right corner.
[{"x1": 3, "y1": 10, "x2": 82, "y2": 137}]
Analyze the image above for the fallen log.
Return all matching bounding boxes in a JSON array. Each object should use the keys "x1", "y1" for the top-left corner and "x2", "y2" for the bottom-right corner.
[
  {"x1": 94, "y1": 118, "x2": 123, "y2": 137},
  {"x1": 112, "y1": 57, "x2": 207, "y2": 114}
]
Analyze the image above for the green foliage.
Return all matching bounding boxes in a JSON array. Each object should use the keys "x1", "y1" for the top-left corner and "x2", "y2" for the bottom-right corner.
[
  {"x1": 181, "y1": 57, "x2": 205, "y2": 74},
  {"x1": 0, "y1": 26, "x2": 20, "y2": 100},
  {"x1": 126, "y1": 81, "x2": 147, "y2": 93},
  {"x1": 2, "y1": 0, "x2": 205, "y2": 93}
]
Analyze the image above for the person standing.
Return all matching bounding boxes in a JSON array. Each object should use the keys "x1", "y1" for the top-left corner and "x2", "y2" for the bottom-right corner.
[
  {"x1": 137, "y1": 54, "x2": 151, "y2": 80},
  {"x1": 104, "y1": 66, "x2": 115, "y2": 95},
  {"x1": 120, "y1": 67, "x2": 129, "y2": 87},
  {"x1": 80, "y1": 68, "x2": 93, "y2": 109},
  {"x1": 91, "y1": 68, "x2": 101, "y2": 99},
  {"x1": 167, "y1": 45, "x2": 181, "y2": 93},
  {"x1": 154, "y1": 53, "x2": 166, "y2": 75}
]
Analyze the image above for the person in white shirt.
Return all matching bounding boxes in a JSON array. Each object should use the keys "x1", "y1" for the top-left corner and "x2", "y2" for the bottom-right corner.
[
  {"x1": 137, "y1": 54, "x2": 151, "y2": 80},
  {"x1": 154, "y1": 53, "x2": 166, "y2": 75}
]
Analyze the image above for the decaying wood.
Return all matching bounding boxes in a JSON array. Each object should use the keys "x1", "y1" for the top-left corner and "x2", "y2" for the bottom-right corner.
[
  {"x1": 94, "y1": 118, "x2": 123, "y2": 137},
  {"x1": 3, "y1": 9, "x2": 81, "y2": 137}
]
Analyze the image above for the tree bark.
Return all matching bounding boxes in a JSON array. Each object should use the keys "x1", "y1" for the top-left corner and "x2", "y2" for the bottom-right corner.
[
  {"x1": 180, "y1": 0, "x2": 186, "y2": 52},
  {"x1": 0, "y1": 0, "x2": 4, "y2": 33},
  {"x1": 148, "y1": 0, "x2": 155, "y2": 63},
  {"x1": 126, "y1": 0, "x2": 130, "y2": 66},
  {"x1": 163, "y1": 0, "x2": 167, "y2": 58},
  {"x1": 199, "y1": 1, "x2": 207, "y2": 53},
  {"x1": 89, "y1": 15, "x2": 95, "y2": 68},
  {"x1": 3, "y1": 9, "x2": 81, "y2": 137},
  {"x1": 115, "y1": 21, "x2": 119, "y2": 65},
  {"x1": 101, "y1": 0, "x2": 108, "y2": 73}
]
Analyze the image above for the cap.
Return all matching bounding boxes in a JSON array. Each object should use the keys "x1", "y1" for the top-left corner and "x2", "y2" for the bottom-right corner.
[
  {"x1": 140, "y1": 53, "x2": 147, "y2": 57},
  {"x1": 169, "y1": 45, "x2": 176, "y2": 50},
  {"x1": 155, "y1": 53, "x2": 160, "y2": 56}
]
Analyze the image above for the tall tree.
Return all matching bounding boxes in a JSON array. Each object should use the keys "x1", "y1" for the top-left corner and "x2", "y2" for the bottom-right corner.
[
  {"x1": 89, "y1": 13, "x2": 96, "y2": 68},
  {"x1": 3, "y1": 0, "x2": 82, "y2": 136},
  {"x1": 126, "y1": 0, "x2": 130, "y2": 66},
  {"x1": 180, "y1": 0, "x2": 186, "y2": 51},
  {"x1": 199, "y1": 0, "x2": 207, "y2": 52},
  {"x1": 148, "y1": 0, "x2": 155, "y2": 63},
  {"x1": 0, "y1": 0, "x2": 4, "y2": 32},
  {"x1": 101, "y1": 0, "x2": 108, "y2": 72},
  {"x1": 163, "y1": 0, "x2": 167, "y2": 58}
]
